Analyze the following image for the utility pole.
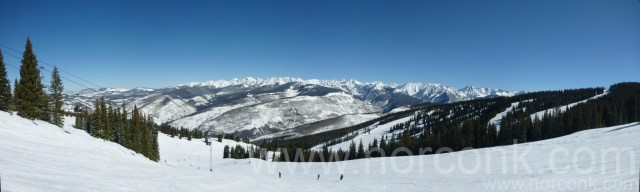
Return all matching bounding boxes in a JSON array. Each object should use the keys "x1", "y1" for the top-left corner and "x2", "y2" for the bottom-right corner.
[{"x1": 209, "y1": 132, "x2": 213, "y2": 172}]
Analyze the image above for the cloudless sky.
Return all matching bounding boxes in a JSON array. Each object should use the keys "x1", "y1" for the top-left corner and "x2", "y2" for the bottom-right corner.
[{"x1": 0, "y1": 0, "x2": 638, "y2": 91}]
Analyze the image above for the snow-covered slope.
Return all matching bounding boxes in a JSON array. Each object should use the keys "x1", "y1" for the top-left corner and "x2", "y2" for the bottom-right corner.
[
  {"x1": 1, "y1": 111, "x2": 637, "y2": 191},
  {"x1": 198, "y1": 92, "x2": 378, "y2": 137}
]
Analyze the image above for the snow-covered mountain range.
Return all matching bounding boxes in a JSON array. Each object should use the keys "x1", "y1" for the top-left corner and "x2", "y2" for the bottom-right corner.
[{"x1": 63, "y1": 77, "x2": 519, "y2": 138}]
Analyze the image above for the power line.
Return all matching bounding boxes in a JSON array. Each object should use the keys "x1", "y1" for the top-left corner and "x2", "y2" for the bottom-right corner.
[
  {"x1": 1, "y1": 49, "x2": 97, "y2": 92},
  {"x1": 0, "y1": 43, "x2": 103, "y2": 89},
  {"x1": 2, "y1": 60, "x2": 20, "y2": 70},
  {"x1": 1, "y1": 44, "x2": 193, "y2": 117}
]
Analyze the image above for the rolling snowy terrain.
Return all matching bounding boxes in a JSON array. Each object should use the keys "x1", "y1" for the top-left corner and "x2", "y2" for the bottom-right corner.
[
  {"x1": 1, "y1": 111, "x2": 637, "y2": 191},
  {"x1": 63, "y1": 77, "x2": 518, "y2": 138}
]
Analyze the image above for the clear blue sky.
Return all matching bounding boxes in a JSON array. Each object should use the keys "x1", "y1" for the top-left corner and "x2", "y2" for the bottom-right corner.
[{"x1": 1, "y1": 0, "x2": 638, "y2": 92}]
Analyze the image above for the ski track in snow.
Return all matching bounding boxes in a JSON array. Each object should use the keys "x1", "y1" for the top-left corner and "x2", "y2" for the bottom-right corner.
[
  {"x1": 488, "y1": 101, "x2": 521, "y2": 132},
  {"x1": 530, "y1": 92, "x2": 609, "y2": 120},
  {"x1": 0, "y1": 111, "x2": 638, "y2": 191}
]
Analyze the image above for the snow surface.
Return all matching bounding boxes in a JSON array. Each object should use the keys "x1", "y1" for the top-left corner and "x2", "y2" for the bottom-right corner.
[{"x1": 1, "y1": 111, "x2": 638, "y2": 191}]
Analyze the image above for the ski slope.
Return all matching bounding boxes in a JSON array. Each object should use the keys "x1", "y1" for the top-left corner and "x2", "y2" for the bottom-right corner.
[
  {"x1": 530, "y1": 92, "x2": 608, "y2": 120},
  {"x1": 488, "y1": 101, "x2": 521, "y2": 131},
  {"x1": 311, "y1": 115, "x2": 415, "y2": 151},
  {"x1": 1, "y1": 111, "x2": 638, "y2": 191}
]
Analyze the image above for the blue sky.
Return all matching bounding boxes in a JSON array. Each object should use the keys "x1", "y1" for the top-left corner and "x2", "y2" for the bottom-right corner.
[{"x1": 0, "y1": 0, "x2": 638, "y2": 91}]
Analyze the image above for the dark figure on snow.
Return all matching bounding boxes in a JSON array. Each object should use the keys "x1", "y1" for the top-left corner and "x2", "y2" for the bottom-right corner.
[
  {"x1": 279, "y1": 172, "x2": 281, "y2": 178},
  {"x1": 317, "y1": 174, "x2": 320, "y2": 180},
  {"x1": 340, "y1": 174, "x2": 343, "y2": 181}
]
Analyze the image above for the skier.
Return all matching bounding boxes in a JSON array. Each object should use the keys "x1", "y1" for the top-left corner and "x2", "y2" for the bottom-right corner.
[
  {"x1": 317, "y1": 174, "x2": 320, "y2": 180},
  {"x1": 279, "y1": 172, "x2": 281, "y2": 178},
  {"x1": 340, "y1": 174, "x2": 343, "y2": 181}
]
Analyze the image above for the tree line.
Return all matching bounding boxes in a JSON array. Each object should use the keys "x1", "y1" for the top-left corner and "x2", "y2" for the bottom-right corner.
[
  {"x1": 74, "y1": 98, "x2": 160, "y2": 161},
  {"x1": 223, "y1": 144, "x2": 266, "y2": 160},
  {"x1": 159, "y1": 124, "x2": 206, "y2": 141},
  {"x1": 0, "y1": 38, "x2": 65, "y2": 127}
]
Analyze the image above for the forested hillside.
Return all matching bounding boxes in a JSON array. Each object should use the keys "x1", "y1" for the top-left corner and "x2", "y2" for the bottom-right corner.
[{"x1": 264, "y1": 82, "x2": 639, "y2": 162}]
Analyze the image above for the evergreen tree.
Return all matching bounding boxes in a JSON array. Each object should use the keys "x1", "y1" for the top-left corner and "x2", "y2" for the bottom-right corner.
[
  {"x1": 92, "y1": 99, "x2": 103, "y2": 137},
  {"x1": 15, "y1": 38, "x2": 48, "y2": 120},
  {"x1": 0, "y1": 50, "x2": 12, "y2": 112},
  {"x1": 144, "y1": 115, "x2": 154, "y2": 158},
  {"x1": 348, "y1": 141, "x2": 356, "y2": 160},
  {"x1": 379, "y1": 136, "x2": 387, "y2": 156},
  {"x1": 357, "y1": 140, "x2": 365, "y2": 159},
  {"x1": 74, "y1": 112, "x2": 84, "y2": 129},
  {"x1": 121, "y1": 103, "x2": 130, "y2": 148},
  {"x1": 12, "y1": 78, "x2": 18, "y2": 111},
  {"x1": 82, "y1": 108, "x2": 91, "y2": 134},
  {"x1": 113, "y1": 107, "x2": 122, "y2": 143},
  {"x1": 130, "y1": 105, "x2": 141, "y2": 152},
  {"x1": 150, "y1": 116, "x2": 160, "y2": 161},
  {"x1": 48, "y1": 67, "x2": 64, "y2": 127},
  {"x1": 531, "y1": 116, "x2": 542, "y2": 141},
  {"x1": 100, "y1": 98, "x2": 111, "y2": 141},
  {"x1": 486, "y1": 124, "x2": 497, "y2": 147}
]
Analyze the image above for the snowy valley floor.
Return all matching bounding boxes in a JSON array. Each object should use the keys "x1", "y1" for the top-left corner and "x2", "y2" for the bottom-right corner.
[{"x1": 0, "y1": 111, "x2": 639, "y2": 191}]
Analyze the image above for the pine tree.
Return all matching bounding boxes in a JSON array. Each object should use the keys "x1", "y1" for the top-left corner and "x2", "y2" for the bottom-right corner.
[
  {"x1": 0, "y1": 50, "x2": 13, "y2": 112},
  {"x1": 144, "y1": 115, "x2": 154, "y2": 158},
  {"x1": 130, "y1": 105, "x2": 142, "y2": 152},
  {"x1": 151, "y1": 126, "x2": 160, "y2": 161},
  {"x1": 121, "y1": 103, "x2": 130, "y2": 148},
  {"x1": 48, "y1": 67, "x2": 64, "y2": 127},
  {"x1": 531, "y1": 116, "x2": 542, "y2": 141},
  {"x1": 486, "y1": 124, "x2": 497, "y2": 146},
  {"x1": 222, "y1": 145, "x2": 230, "y2": 159},
  {"x1": 108, "y1": 105, "x2": 119, "y2": 143},
  {"x1": 74, "y1": 112, "x2": 84, "y2": 129},
  {"x1": 348, "y1": 141, "x2": 356, "y2": 160},
  {"x1": 15, "y1": 38, "x2": 48, "y2": 120},
  {"x1": 12, "y1": 78, "x2": 18, "y2": 111},
  {"x1": 82, "y1": 108, "x2": 91, "y2": 134},
  {"x1": 92, "y1": 99, "x2": 103, "y2": 137},
  {"x1": 357, "y1": 140, "x2": 365, "y2": 159},
  {"x1": 100, "y1": 98, "x2": 111, "y2": 141},
  {"x1": 379, "y1": 136, "x2": 387, "y2": 156}
]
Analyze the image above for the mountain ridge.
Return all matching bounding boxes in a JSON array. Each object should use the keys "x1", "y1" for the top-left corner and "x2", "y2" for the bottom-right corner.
[{"x1": 63, "y1": 77, "x2": 520, "y2": 138}]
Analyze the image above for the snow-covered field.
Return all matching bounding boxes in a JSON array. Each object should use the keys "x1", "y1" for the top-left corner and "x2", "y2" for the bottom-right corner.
[{"x1": 1, "y1": 111, "x2": 638, "y2": 191}]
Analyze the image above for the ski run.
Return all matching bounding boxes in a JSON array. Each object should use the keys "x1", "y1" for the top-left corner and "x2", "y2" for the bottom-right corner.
[{"x1": 0, "y1": 111, "x2": 638, "y2": 191}]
